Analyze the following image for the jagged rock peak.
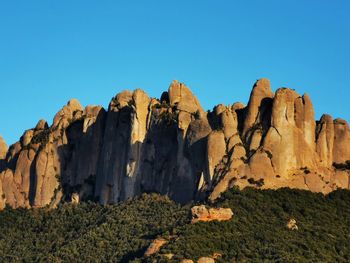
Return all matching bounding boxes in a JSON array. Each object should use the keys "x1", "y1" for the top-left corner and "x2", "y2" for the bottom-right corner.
[
  {"x1": 168, "y1": 80, "x2": 204, "y2": 114},
  {"x1": 53, "y1": 98, "x2": 84, "y2": 128},
  {"x1": 35, "y1": 119, "x2": 49, "y2": 130},
  {"x1": 109, "y1": 90, "x2": 133, "y2": 110},
  {"x1": 0, "y1": 78, "x2": 350, "y2": 210},
  {"x1": 0, "y1": 135, "x2": 7, "y2": 159},
  {"x1": 243, "y1": 78, "x2": 274, "y2": 137},
  {"x1": 333, "y1": 118, "x2": 350, "y2": 164},
  {"x1": 67, "y1": 98, "x2": 83, "y2": 110},
  {"x1": 316, "y1": 114, "x2": 334, "y2": 167}
]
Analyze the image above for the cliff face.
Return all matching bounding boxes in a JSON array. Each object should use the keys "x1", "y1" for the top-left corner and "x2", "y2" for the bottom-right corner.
[{"x1": 0, "y1": 79, "x2": 349, "y2": 208}]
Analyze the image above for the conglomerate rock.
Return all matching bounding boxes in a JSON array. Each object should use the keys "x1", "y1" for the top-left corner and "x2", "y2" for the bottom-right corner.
[
  {"x1": 191, "y1": 205, "x2": 233, "y2": 223},
  {"x1": 0, "y1": 79, "x2": 349, "y2": 208}
]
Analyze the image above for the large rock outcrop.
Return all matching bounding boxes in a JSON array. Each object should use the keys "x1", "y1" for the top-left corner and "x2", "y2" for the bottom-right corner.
[
  {"x1": 0, "y1": 79, "x2": 349, "y2": 208},
  {"x1": 191, "y1": 205, "x2": 233, "y2": 223},
  {"x1": 144, "y1": 238, "x2": 168, "y2": 257}
]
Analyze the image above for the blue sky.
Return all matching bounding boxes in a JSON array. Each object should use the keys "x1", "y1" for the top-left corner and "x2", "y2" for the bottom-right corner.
[{"x1": 0, "y1": 0, "x2": 349, "y2": 145}]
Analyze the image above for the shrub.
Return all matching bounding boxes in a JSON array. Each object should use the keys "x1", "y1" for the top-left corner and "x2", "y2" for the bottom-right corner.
[{"x1": 333, "y1": 161, "x2": 350, "y2": 170}]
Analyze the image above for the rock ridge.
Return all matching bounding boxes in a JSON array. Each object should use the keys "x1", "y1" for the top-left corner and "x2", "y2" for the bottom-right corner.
[{"x1": 0, "y1": 79, "x2": 349, "y2": 209}]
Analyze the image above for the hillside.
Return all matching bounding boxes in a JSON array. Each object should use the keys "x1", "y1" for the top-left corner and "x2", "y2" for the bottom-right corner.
[
  {"x1": 0, "y1": 79, "x2": 350, "y2": 209},
  {"x1": 1, "y1": 188, "x2": 349, "y2": 262}
]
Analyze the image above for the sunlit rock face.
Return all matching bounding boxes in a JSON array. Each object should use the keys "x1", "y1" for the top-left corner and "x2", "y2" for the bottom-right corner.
[{"x1": 1, "y1": 78, "x2": 350, "y2": 208}]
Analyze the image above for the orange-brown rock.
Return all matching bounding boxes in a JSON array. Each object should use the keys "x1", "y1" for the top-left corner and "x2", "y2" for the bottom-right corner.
[
  {"x1": 316, "y1": 114, "x2": 335, "y2": 167},
  {"x1": 0, "y1": 135, "x2": 7, "y2": 160},
  {"x1": 35, "y1": 119, "x2": 49, "y2": 130},
  {"x1": 191, "y1": 205, "x2": 233, "y2": 223},
  {"x1": 333, "y1": 118, "x2": 350, "y2": 164},
  {"x1": 286, "y1": 219, "x2": 298, "y2": 230},
  {"x1": 197, "y1": 257, "x2": 215, "y2": 263},
  {"x1": 71, "y1": 193, "x2": 80, "y2": 204},
  {"x1": 169, "y1": 80, "x2": 204, "y2": 115},
  {"x1": 144, "y1": 238, "x2": 167, "y2": 257},
  {"x1": 243, "y1": 78, "x2": 274, "y2": 140},
  {"x1": 206, "y1": 131, "x2": 226, "y2": 184},
  {"x1": 1, "y1": 78, "x2": 350, "y2": 209},
  {"x1": 212, "y1": 253, "x2": 222, "y2": 260}
]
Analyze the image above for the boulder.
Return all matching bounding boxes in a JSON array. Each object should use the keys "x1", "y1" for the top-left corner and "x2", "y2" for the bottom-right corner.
[
  {"x1": 286, "y1": 219, "x2": 298, "y2": 230},
  {"x1": 198, "y1": 257, "x2": 215, "y2": 263},
  {"x1": 144, "y1": 238, "x2": 167, "y2": 257},
  {"x1": 71, "y1": 193, "x2": 80, "y2": 204},
  {"x1": 191, "y1": 205, "x2": 233, "y2": 223}
]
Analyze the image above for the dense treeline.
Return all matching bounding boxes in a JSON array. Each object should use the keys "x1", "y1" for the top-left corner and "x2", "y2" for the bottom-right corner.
[
  {"x1": 1, "y1": 188, "x2": 350, "y2": 262},
  {"x1": 0, "y1": 194, "x2": 189, "y2": 262},
  {"x1": 154, "y1": 188, "x2": 350, "y2": 262}
]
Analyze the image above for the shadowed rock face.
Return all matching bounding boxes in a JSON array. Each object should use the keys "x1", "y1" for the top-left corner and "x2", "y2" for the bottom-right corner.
[{"x1": 1, "y1": 79, "x2": 350, "y2": 208}]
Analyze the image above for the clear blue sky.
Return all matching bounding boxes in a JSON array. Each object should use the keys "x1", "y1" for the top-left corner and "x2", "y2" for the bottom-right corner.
[{"x1": 1, "y1": 1, "x2": 349, "y2": 145}]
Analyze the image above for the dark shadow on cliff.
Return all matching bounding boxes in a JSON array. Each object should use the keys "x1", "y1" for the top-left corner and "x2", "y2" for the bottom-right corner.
[
  {"x1": 94, "y1": 105, "x2": 133, "y2": 204},
  {"x1": 184, "y1": 135, "x2": 210, "y2": 201},
  {"x1": 0, "y1": 144, "x2": 20, "y2": 174},
  {"x1": 56, "y1": 108, "x2": 107, "y2": 203},
  {"x1": 137, "y1": 116, "x2": 180, "y2": 200},
  {"x1": 259, "y1": 97, "x2": 273, "y2": 135},
  {"x1": 28, "y1": 153, "x2": 38, "y2": 205},
  {"x1": 52, "y1": 101, "x2": 207, "y2": 206},
  {"x1": 0, "y1": 159, "x2": 6, "y2": 174}
]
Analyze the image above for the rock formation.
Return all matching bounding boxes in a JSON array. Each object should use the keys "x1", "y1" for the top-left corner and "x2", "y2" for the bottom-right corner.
[
  {"x1": 0, "y1": 135, "x2": 7, "y2": 159},
  {"x1": 0, "y1": 78, "x2": 350, "y2": 209},
  {"x1": 191, "y1": 205, "x2": 233, "y2": 223},
  {"x1": 144, "y1": 238, "x2": 167, "y2": 257},
  {"x1": 181, "y1": 258, "x2": 216, "y2": 263},
  {"x1": 197, "y1": 257, "x2": 215, "y2": 263},
  {"x1": 286, "y1": 219, "x2": 298, "y2": 230}
]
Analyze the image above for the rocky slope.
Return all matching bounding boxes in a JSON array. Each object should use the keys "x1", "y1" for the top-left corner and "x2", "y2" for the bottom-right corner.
[{"x1": 0, "y1": 79, "x2": 349, "y2": 208}]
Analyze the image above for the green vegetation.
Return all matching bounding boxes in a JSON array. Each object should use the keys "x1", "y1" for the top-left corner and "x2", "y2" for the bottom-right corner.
[
  {"x1": 155, "y1": 188, "x2": 350, "y2": 262},
  {"x1": 333, "y1": 160, "x2": 350, "y2": 170},
  {"x1": 300, "y1": 167, "x2": 311, "y2": 174},
  {"x1": 265, "y1": 150, "x2": 273, "y2": 159},
  {"x1": 0, "y1": 194, "x2": 188, "y2": 262},
  {"x1": 31, "y1": 128, "x2": 51, "y2": 145},
  {"x1": 247, "y1": 177, "x2": 264, "y2": 187},
  {"x1": 1, "y1": 188, "x2": 350, "y2": 262},
  {"x1": 151, "y1": 102, "x2": 178, "y2": 125}
]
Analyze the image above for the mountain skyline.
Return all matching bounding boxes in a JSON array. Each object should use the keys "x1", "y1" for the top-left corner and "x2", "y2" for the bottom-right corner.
[
  {"x1": 1, "y1": 2, "x2": 349, "y2": 262},
  {"x1": 1, "y1": 0, "x2": 350, "y2": 145},
  {"x1": 1, "y1": 78, "x2": 350, "y2": 146},
  {"x1": 1, "y1": 78, "x2": 349, "y2": 209}
]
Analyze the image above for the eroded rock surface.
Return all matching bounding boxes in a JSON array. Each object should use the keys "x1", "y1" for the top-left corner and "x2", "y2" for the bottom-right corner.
[
  {"x1": 287, "y1": 219, "x2": 298, "y2": 230},
  {"x1": 0, "y1": 135, "x2": 8, "y2": 160},
  {"x1": 144, "y1": 238, "x2": 167, "y2": 257},
  {"x1": 191, "y1": 205, "x2": 233, "y2": 223},
  {"x1": 197, "y1": 257, "x2": 215, "y2": 263},
  {"x1": 0, "y1": 79, "x2": 349, "y2": 208}
]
